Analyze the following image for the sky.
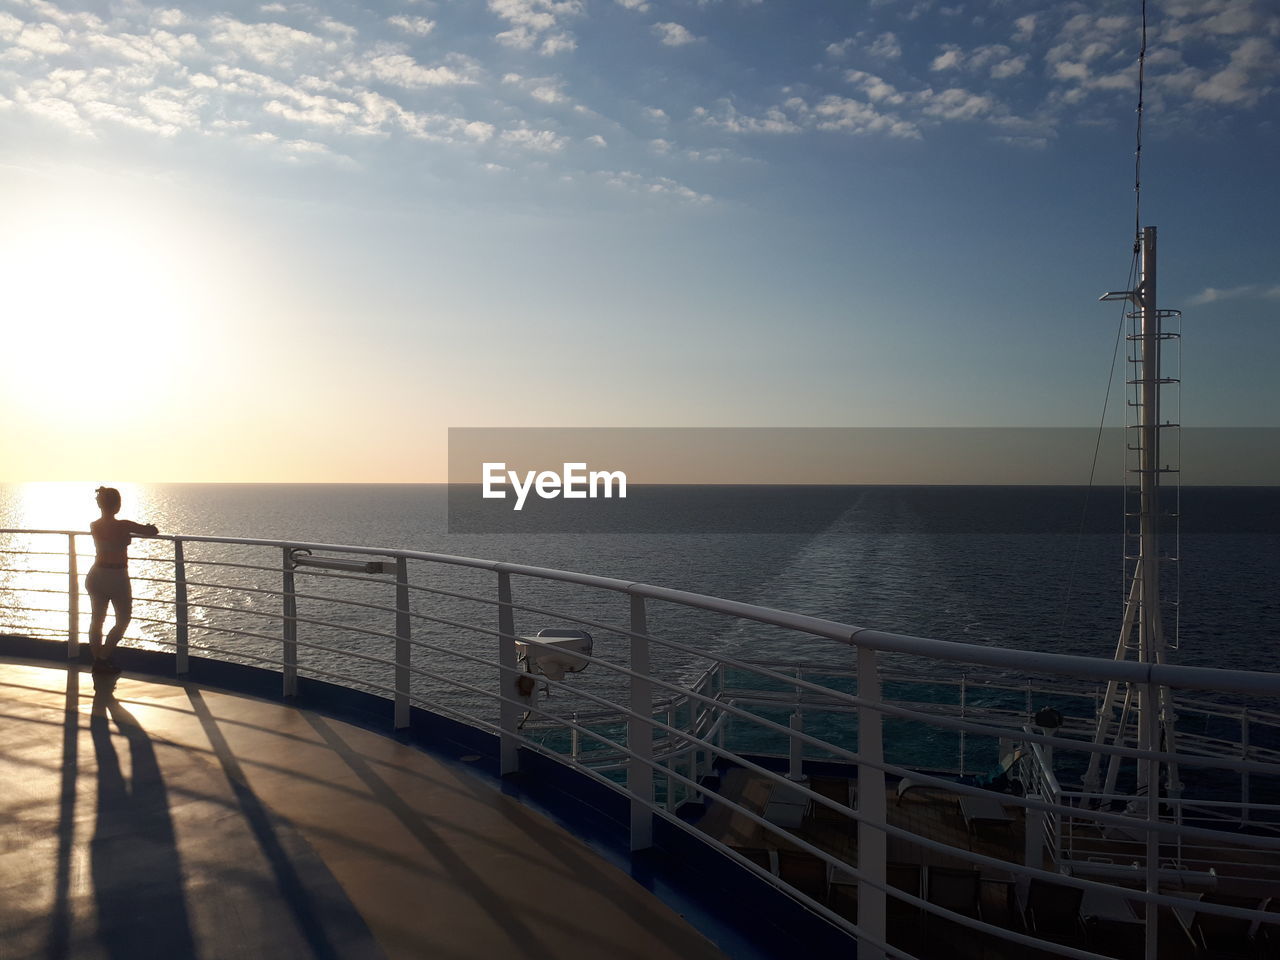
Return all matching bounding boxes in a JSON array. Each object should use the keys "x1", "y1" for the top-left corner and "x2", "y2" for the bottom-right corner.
[{"x1": 0, "y1": 0, "x2": 1277, "y2": 482}]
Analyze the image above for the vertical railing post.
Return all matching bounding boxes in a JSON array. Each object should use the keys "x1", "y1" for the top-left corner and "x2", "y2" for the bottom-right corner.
[
  {"x1": 628, "y1": 594, "x2": 654, "y2": 850},
  {"x1": 174, "y1": 540, "x2": 188, "y2": 675},
  {"x1": 787, "y1": 714, "x2": 805, "y2": 781},
  {"x1": 66, "y1": 534, "x2": 79, "y2": 659},
  {"x1": 715, "y1": 664, "x2": 725, "y2": 757},
  {"x1": 1023, "y1": 806, "x2": 1044, "y2": 900},
  {"x1": 857, "y1": 644, "x2": 887, "y2": 960},
  {"x1": 958, "y1": 673, "x2": 967, "y2": 776},
  {"x1": 1241, "y1": 708, "x2": 1251, "y2": 826},
  {"x1": 787, "y1": 667, "x2": 805, "y2": 782},
  {"x1": 282, "y1": 548, "x2": 297, "y2": 698},
  {"x1": 670, "y1": 706, "x2": 680, "y2": 814},
  {"x1": 1143, "y1": 680, "x2": 1161, "y2": 960},
  {"x1": 394, "y1": 557, "x2": 410, "y2": 730},
  {"x1": 689, "y1": 696, "x2": 702, "y2": 792},
  {"x1": 497, "y1": 571, "x2": 519, "y2": 775}
]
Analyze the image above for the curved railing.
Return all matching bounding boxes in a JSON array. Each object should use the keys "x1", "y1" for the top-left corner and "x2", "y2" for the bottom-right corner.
[{"x1": 3, "y1": 527, "x2": 1280, "y2": 960}]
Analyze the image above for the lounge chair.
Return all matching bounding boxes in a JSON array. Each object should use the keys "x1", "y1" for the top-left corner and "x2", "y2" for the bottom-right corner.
[
  {"x1": 925, "y1": 868, "x2": 983, "y2": 959},
  {"x1": 777, "y1": 850, "x2": 828, "y2": 902},
  {"x1": 1024, "y1": 877, "x2": 1086, "y2": 946},
  {"x1": 1190, "y1": 894, "x2": 1260, "y2": 960}
]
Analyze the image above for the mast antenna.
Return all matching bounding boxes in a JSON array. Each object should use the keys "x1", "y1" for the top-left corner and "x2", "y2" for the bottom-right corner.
[{"x1": 1133, "y1": 0, "x2": 1147, "y2": 248}]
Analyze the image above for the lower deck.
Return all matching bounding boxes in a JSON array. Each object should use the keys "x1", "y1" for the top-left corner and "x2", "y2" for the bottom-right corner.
[{"x1": 697, "y1": 767, "x2": 1280, "y2": 960}]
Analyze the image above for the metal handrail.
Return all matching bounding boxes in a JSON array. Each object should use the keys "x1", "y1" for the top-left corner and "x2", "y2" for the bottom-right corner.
[{"x1": 7, "y1": 527, "x2": 1280, "y2": 694}]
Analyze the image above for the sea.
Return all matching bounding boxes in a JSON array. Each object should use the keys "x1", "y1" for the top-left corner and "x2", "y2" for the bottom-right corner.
[{"x1": 2, "y1": 483, "x2": 1278, "y2": 776}]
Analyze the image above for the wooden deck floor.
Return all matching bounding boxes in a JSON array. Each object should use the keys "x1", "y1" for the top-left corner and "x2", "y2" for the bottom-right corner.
[{"x1": 0, "y1": 659, "x2": 726, "y2": 960}]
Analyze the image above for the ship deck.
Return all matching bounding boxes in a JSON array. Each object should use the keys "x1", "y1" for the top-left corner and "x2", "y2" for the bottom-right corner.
[{"x1": 0, "y1": 659, "x2": 726, "y2": 960}]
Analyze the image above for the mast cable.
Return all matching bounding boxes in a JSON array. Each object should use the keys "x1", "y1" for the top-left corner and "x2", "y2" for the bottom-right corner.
[{"x1": 1058, "y1": 250, "x2": 1139, "y2": 643}]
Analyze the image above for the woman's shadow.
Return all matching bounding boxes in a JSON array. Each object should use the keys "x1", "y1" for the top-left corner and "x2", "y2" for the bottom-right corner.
[{"x1": 89, "y1": 673, "x2": 197, "y2": 958}]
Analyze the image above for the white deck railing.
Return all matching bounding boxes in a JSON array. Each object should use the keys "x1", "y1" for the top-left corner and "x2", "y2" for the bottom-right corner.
[{"x1": 2, "y1": 528, "x2": 1280, "y2": 960}]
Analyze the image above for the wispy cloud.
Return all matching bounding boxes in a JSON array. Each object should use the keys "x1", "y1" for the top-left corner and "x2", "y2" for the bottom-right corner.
[
  {"x1": 387, "y1": 16, "x2": 436, "y2": 37},
  {"x1": 0, "y1": 0, "x2": 572, "y2": 170},
  {"x1": 601, "y1": 169, "x2": 712, "y2": 204},
  {"x1": 653, "y1": 22, "x2": 699, "y2": 47},
  {"x1": 1190, "y1": 284, "x2": 1280, "y2": 306},
  {"x1": 502, "y1": 72, "x2": 571, "y2": 104},
  {"x1": 869, "y1": 32, "x2": 902, "y2": 60},
  {"x1": 489, "y1": 0, "x2": 582, "y2": 56},
  {"x1": 500, "y1": 126, "x2": 567, "y2": 151},
  {"x1": 208, "y1": 17, "x2": 338, "y2": 68},
  {"x1": 826, "y1": 37, "x2": 854, "y2": 58},
  {"x1": 696, "y1": 92, "x2": 921, "y2": 140},
  {"x1": 1192, "y1": 37, "x2": 1277, "y2": 107}
]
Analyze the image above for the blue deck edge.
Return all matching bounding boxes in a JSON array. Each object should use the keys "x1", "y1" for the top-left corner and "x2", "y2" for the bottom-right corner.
[{"x1": 0, "y1": 634, "x2": 860, "y2": 960}]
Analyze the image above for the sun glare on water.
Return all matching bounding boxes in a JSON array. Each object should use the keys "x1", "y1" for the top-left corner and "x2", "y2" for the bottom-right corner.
[{"x1": 7, "y1": 481, "x2": 146, "y2": 532}]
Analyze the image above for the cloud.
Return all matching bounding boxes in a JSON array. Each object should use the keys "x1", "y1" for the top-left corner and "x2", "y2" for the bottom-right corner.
[
  {"x1": 990, "y1": 55, "x2": 1027, "y2": 79},
  {"x1": 502, "y1": 72, "x2": 569, "y2": 104},
  {"x1": 931, "y1": 45, "x2": 962, "y2": 71},
  {"x1": 813, "y1": 95, "x2": 920, "y2": 137},
  {"x1": 500, "y1": 126, "x2": 567, "y2": 151},
  {"x1": 698, "y1": 91, "x2": 920, "y2": 140},
  {"x1": 489, "y1": 0, "x2": 583, "y2": 56},
  {"x1": 317, "y1": 17, "x2": 356, "y2": 39},
  {"x1": 208, "y1": 17, "x2": 338, "y2": 67},
  {"x1": 17, "y1": 22, "x2": 71, "y2": 54},
  {"x1": 1053, "y1": 61, "x2": 1089, "y2": 82},
  {"x1": 929, "y1": 41, "x2": 1023, "y2": 79},
  {"x1": 826, "y1": 37, "x2": 854, "y2": 58},
  {"x1": 695, "y1": 100, "x2": 802, "y2": 134},
  {"x1": 387, "y1": 16, "x2": 436, "y2": 37},
  {"x1": 614, "y1": 0, "x2": 650, "y2": 10},
  {"x1": 539, "y1": 32, "x2": 575, "y2": 55},
  {"x1": 1193, "y1": 37, "x2": 1277, "y2": 107},
  {"x1": 869, "y1": 32, "x2": 902, "y2": 60},
  {"x1": 845, "y1": 69, "x2": 907, "y2": 105},
  {"x1": 994, "y1": 134, "x2": 1048, "y2": 149},
  {"x1": 0, "y1": 0, "x2": 552, "y2": 171},
  {"x1": 346, "y1": 50, "x2": 476, "y2": 88},
  {"x1": 1012, "y1": 14, "x2": 1036, "y2": 43},
  {"x1": 917, "y1": 87, "x2": 996, "y2": 121},
  {"x1": 653, "y1": 22, "x2": 698, "y2": 47},
  {"x1": 1189, "y1": 283, "x2": 1280, "y2": 305},
  {"x1": 585, "y1": 133, "x2": 606, "y2": 146},
  {"x1": 601, "y1": 170, "x2": 711, "y2": 205}
]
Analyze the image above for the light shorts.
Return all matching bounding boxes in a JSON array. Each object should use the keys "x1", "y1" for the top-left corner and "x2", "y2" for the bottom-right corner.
[{"x1": 86, "y1": 565, "x2": 132, "y2": 609}]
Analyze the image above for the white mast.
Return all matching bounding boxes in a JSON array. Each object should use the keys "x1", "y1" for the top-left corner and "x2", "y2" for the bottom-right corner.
[{"x1": 1086, "y1": 228, "x2": 1182, "y2": 808}]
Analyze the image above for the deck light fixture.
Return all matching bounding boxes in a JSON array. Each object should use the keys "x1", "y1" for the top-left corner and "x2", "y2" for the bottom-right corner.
[{"x1": 288, "y1": 549, "x2": 392, "y2": 574}]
